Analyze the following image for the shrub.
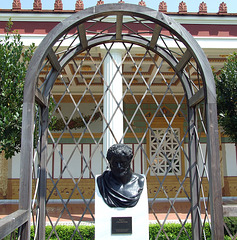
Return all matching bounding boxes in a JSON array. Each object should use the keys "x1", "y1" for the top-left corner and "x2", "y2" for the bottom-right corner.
[
  {"x1": 224, "y1": 217, "x2": 237, "y2": 237},
  {"x1": 0, "y1": 19, "x2": 35, "y2": 159},
  {"x1": 26, "y1": 221, "x2": 234, "y2": 239},
  {"x1": 31, "y1": 225, "x2": 95, "y2": 240},
  {"x1": 149, "y1": 223, "x2": 207, "y2": 239},
  {"x1": 214, "y1": 52, "x2": 237, "y2": 144}
]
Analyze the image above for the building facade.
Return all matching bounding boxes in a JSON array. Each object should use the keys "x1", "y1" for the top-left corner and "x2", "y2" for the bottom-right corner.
[{"x1": 0, "y1": 0, "x2": 236, "y2": 205}]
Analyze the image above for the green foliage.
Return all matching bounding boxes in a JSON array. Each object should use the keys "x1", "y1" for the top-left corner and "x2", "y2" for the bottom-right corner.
[
  {"x1": 214, "y1": 52, "x2": 237, "y2": 144},
  {"x1": 29, "y1": 223, "x2": 210, "y2": 240},
  {"x1": 203, "y1": 223, "x2": 211, "y2": 239},
  {"x1": 4, "y1": 221, "x2": 234, "y2": 239},
  {"x1": 31, "y1": 225, "x2": 95, "y2": 240},
  {"x1": 149, "y1": 223, "x2": 196, "y2": 240},
  {"x1": 0, "y1": 19, "x2": 35, "y2": 159},
  {"x1": 2, "y1": 229, "x2": 18, "y2": 240},
  {"x1": 224, "y1": 217, "x2": 237, "y2": 237}
]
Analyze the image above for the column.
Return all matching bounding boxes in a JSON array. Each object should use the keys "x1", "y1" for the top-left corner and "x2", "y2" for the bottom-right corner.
[{"x1": 103, "y1": 49, "x2": 123, "y2": 164}]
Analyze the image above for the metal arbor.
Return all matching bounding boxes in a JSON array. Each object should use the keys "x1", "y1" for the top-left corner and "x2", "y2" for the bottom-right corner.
[{"x1": 18, "y1": 3, "x2": 223, "y2": 240}]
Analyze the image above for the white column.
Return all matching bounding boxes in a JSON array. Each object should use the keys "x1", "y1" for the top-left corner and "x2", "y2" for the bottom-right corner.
[{"x1": 103, "y1": 49, "x2": 123, "y2": 163}]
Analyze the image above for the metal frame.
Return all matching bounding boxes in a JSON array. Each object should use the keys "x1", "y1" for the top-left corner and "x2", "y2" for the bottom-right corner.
[{"x1": 0, "y1": 3, "x2": 224, "y2": 239}]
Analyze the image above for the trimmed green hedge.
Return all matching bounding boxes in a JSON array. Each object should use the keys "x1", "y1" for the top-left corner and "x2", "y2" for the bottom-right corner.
[
  {"x1": 3, "y1": 219, "x2": 236, "y2": 240},
  {"x1": 149, "y1": 223, "x2": 210, "y2": 240},
  {"x1": 30, "y1": 223, "x2": 208, "y2": 240},
  {"x1": 224, "y1": 217, "x2": 237, "y2": 237},
  {"x1": 32, "y1": 225, "x2": 95, "y2": 240}
]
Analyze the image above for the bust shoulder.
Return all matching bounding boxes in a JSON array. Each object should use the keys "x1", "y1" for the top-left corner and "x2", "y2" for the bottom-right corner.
[{"x1": 132, "y1": 173, "x2": 145, "y2": 187}]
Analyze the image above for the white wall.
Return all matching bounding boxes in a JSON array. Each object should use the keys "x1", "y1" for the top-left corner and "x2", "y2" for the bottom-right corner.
[
  {"x1": 222, "y1": 143, "x2": 237, "y2": 176},
  {"x1": 183, "y1": 143, "x2": 236, "y2": 178},
  {"x1": 8, "y1": 152, "x2": 20, "y2": 178}
]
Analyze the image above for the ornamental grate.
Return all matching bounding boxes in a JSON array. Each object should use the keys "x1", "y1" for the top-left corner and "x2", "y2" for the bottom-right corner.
[{"x1": 150, "y1": 128, "x2": 182, "y2": 176}]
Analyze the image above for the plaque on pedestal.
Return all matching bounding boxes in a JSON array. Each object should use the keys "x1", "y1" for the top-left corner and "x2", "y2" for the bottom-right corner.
[{"x1": 111, "y1": 217, "x2": 132, "y2": 234}]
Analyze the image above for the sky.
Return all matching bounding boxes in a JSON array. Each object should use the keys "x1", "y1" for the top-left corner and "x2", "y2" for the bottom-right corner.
[{"x1": 0, "y1": 0, "x2": 237, "y2": 13}]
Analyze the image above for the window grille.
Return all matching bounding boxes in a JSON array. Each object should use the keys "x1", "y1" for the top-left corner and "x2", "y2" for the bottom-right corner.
[{"x1": 150, "y1": 128, "x2": 181, "y2": 176}]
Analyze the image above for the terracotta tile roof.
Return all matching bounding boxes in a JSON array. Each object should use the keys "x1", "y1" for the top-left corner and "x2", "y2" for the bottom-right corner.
[
  {"x1": 54, "y1": 0, "x2": 63, "y2": 11},
  {"x1": 33, "y1": 0, "x2": 42, "y2": 11},
  {"x1": 198, "y1": 2, "x2": 207, "y2": 14},
  {"x1": 1, "y1": 1, "x2": 236, "y2": 16},
  {"x1": 75, "y1": 0, "x2": 84, "y2": 11},
  {"x1": 12, "y1": 0, "x2": 21, "y2": 10}
]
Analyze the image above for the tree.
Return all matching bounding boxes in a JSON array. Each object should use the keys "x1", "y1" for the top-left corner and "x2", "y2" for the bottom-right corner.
[
  {"x1": 215, "y1": 52, "x2": 237, "y2": 144},
  {"x1": 0, "y1": 20, "x2": 35, "y2": 159}
]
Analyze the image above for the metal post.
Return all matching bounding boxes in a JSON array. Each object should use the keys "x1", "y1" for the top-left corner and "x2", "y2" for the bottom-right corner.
[
  {"x1": 188, "y1": 106, "x2": 201, "y2": 240},
  {"x1": 206, "y1": 102, "x2": 224, "y2": 239},
  {"x1": 37, "y1": 105, "x2": 48, "y2": 240},
  {"x1": 19, "y1": 102, "x2": 35, "y2": 240}
]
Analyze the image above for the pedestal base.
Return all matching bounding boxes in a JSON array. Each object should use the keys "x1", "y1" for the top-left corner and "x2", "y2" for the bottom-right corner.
[{"x1": 95, "y1": 175, "x2": 149, "y2": 239}]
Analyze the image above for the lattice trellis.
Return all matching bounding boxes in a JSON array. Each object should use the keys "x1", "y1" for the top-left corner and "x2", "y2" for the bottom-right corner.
[{"x1": 15, "y1": 4, "x2": 224, "y2": 240}]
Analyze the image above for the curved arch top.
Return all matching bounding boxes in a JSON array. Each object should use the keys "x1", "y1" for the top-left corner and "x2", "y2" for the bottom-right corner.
[{"x1": 24, "y1": 3, "x2": 216, "y2": 106}]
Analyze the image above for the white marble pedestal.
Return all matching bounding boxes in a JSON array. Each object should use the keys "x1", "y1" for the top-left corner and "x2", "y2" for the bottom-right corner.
[{"x1": 95, "y1": 175, "x2": 149, "y2": 240}]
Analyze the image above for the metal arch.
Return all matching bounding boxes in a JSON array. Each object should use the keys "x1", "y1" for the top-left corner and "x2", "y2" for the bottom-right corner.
[
  {"x1": 20, "y1": 3, "x2": 224, "y2": 240},
  {"x1": 24, "y1": 3, "x2": 215, "y2": 101},
  {"x1": 43, "y1": 35, "x2": 193, "y2": 100}
]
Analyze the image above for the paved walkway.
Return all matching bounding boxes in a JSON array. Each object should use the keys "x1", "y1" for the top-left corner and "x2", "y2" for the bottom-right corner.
[{"x1": 0, "y1": 202, "x2": 209, "y2": 224}]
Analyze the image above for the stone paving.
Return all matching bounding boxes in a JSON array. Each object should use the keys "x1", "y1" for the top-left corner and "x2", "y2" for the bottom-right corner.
[{"x1": 0, "y1": 201, "x2": 210, "y2": 225}]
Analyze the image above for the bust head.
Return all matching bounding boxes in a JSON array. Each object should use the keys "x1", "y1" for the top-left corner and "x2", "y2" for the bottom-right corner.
[
  {"x1": 107, "y1": 144, "x2": 133, "y2": 181},
  {"x1": 97, "y1": 143, "x2": 145, "y2": 208}
]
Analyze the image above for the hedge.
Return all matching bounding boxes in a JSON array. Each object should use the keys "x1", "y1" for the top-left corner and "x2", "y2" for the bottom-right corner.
[
  {"x1": 40, "y1": 225, "x2": 95, "y2": 240},
  {"x1": 27, "y1": 222, "x2": 222, "y2": 240},
  {"x1": 3, "y1": 218, "x2": 236, "y2": 239},
  {"x1": 224, "y1": 217, "x2": 237, "y2": 237}
]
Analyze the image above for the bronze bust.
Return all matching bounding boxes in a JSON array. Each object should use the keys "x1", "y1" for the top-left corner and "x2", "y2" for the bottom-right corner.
[{"x1": 97, "y1": 144, "x2": 145, "y2": 208}]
